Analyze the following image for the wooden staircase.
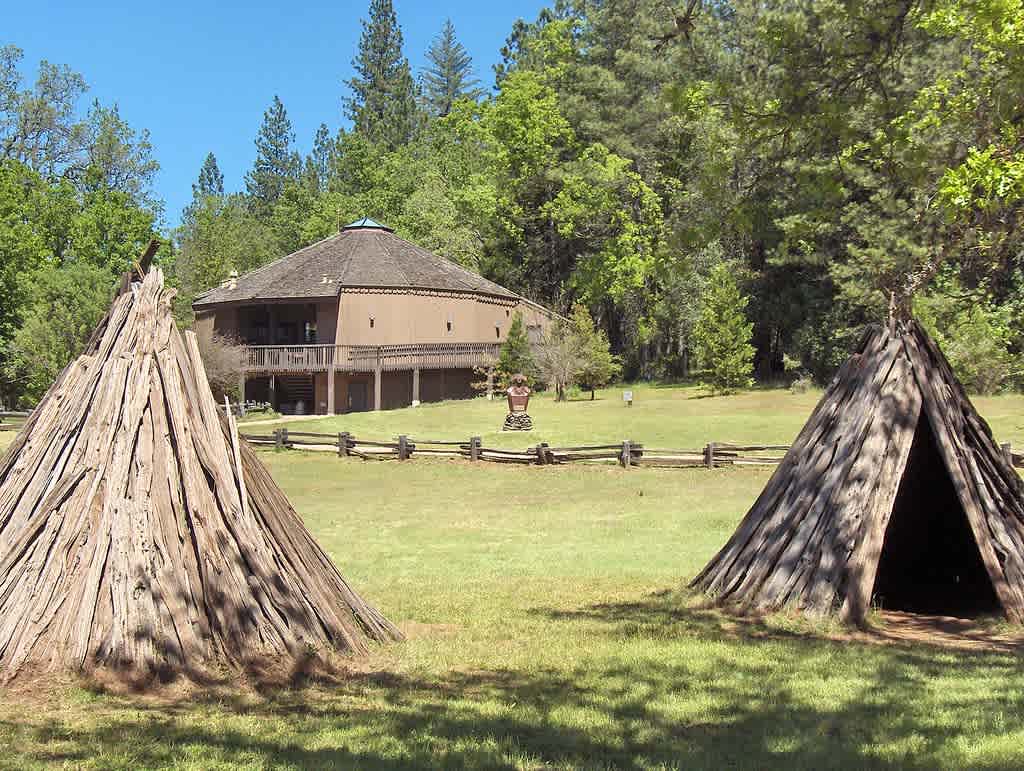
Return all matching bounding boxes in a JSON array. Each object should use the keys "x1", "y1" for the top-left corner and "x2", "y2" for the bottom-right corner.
[{"x1": 276, "y1": 375, "x2": 314, "y2": 415}]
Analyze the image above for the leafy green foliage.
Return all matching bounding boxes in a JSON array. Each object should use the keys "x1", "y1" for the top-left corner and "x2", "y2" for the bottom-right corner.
[
  {"x1": 694, "y1": 263, "x2": 755, "y2": 394},
  {"x1": 0, "y1": 153, "x2": 158, "y2": 405},
  {"x1": 170, "y1": 193, "x2": 278, "y2": 323},
  {"x1": 914, "y1": 275, "x2": 1021, "y2": 394},
  {"x1": 3, "y1": 261, "x2": 114, "y2": 403}
]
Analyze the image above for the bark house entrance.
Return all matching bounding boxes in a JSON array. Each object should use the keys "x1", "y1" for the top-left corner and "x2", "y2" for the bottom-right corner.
[
  {"x1": 691, "y1": 321, "x2": 1024, "y2": 626},
  {"x1": 871, "y1": 414, "x2": 1002, "y2": 618}
]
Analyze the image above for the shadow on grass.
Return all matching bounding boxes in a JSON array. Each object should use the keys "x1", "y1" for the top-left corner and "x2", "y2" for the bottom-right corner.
[{"x1": 6, "y1": 591, "x2": 1024, "y2": 769}]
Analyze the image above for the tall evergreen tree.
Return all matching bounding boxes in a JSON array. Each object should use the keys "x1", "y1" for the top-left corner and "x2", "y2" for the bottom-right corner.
[
  {"x1": 245, "y1": 95, "x2": 300, "y2": 215},
  {"x1": 345, "y1": 0, "x2": 419, "y2": 150},
  {"x1": 182, "y1": 151, "x2": 225, "y2": 223},
  {"x1": 496, "y1": 311, "x2": 537, "y2": 386},
  {"x1": 421, "y1": 19, "x2": 484, "y2": 117},
  {"x1": 303, "y1": 123, "x2": 335, "y2": 193},
  {"x1": 194, "y1": 152, "x2": 224, "y2": 198},
  {"x1": 694, "y1": 263, "x2": 755, "y2": 394}
]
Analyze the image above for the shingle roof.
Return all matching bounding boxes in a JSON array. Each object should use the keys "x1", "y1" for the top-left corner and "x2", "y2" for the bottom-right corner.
[{"x1": 193, "y1": 222, "x2": 520, "y2": 307}]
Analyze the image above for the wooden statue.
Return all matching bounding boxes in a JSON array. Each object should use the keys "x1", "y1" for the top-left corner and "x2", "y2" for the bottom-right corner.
[{"x1": 503, "y1": 373, "x2": 533, "y2": 431}]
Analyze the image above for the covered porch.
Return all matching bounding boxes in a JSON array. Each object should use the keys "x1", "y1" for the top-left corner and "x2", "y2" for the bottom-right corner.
[{"x1": 241, "y1": 342, "x2": 499, "y2": 414}]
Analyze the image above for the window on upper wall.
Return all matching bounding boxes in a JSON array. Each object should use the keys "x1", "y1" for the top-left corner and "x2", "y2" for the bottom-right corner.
[
  {"x1": 304, "y1": 321, "x2": 317, "y2": 344},
  {"x1": 446, "y1": 318, "x2": 452, "y2": 333},
  {"x1": 506, "y1": 309, "x2": 510, "y2": 317},
  {"x1": 369, "y1": 316, "x2": 375, "y2": 329},
  {"x1": 495, "y1": 325, "x2": 501, "y2": 339}
]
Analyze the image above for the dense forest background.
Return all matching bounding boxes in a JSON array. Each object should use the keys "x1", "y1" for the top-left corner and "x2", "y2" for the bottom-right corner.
[{"x1": 2, "y1": 0, "x2": 1022, "y2": 406}]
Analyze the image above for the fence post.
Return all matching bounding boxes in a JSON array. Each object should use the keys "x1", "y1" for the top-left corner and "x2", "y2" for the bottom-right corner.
[
  {"x1": 398, "y1": 434, "x2": 409, "y2": 461},
  {"x1": 281, "y1": 427, "x2": 289, "y2": 450},
  {"x1": 338, "y1": 432, "x2": 349, "y2": 457},
  {"x1": 620, "y1": 439, "x2": 632, "y2": 469},
  {"x1": 535, "y1": 443, "x2": 550, "y2": 465},
  {"x1": 470, "y1": 436, "x2": 481, "y2": 462},
  {"x1": 704, "y1": 441, "x2": 715, "y2": 469},
  {"x1": 274, "y1": 428, "x2": 283, "y2": 452}
]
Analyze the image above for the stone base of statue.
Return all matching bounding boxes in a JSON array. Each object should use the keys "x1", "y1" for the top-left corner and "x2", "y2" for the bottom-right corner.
[{"x1": 503, "y1": 412, "x2": 533, "y2": 431}]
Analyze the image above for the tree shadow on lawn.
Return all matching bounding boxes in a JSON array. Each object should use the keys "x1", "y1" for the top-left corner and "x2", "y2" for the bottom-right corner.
[{"x1": 9, "y1": 593, "x2": 1024, "y2": 770}]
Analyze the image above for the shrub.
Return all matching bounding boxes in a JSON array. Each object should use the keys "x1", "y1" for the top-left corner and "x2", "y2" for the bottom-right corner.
[{"x1": 196, "y1": 329, "x2": 245, "y2": 403}]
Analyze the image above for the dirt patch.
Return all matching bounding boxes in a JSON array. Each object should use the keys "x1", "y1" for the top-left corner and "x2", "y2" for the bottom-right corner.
[
  {"x1": 398, "y1": 621, "x2": 462, "y2": 639},
  {"x1": 853, "y1": 611, "x2": 1024, "y2": 654}
]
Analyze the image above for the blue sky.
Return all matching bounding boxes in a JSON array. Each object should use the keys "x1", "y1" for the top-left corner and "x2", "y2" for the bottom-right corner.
[{"x1": 7, "y1": 1, "x2": 547, "y2": 228}]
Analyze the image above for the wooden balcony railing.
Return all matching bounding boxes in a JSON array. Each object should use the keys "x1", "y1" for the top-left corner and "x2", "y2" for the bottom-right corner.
[{"x1": 244, "y1": 343, "x2": 501, "y2": 374}]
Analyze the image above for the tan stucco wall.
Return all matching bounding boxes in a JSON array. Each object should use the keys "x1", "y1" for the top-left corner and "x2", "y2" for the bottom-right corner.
[
  {"x1": 336, "y1": 291, "x2": 555, "y2": 346},
  {"x1": 206, "y1": 292, "x2": 554, "y2": 347},
  {"x1": 193, "y1": 311, "x2": 215, "y2": 339}
]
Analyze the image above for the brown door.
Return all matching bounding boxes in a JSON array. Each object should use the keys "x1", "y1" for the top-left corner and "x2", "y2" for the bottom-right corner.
[{"x1": 348, "y1": 381, "x2": 368, "y2": 412}]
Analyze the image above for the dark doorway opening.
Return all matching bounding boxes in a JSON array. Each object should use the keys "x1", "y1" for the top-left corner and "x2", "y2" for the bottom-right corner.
[
  {"x1": 870, "y1": 413, "x2": 1002, "y2": 618},
  {"x1": 348, "y1": 381, "x2": 368, "y2": 412}
]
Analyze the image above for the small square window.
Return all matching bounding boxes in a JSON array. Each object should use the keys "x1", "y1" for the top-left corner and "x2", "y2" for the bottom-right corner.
[
  {"x1": 369, "y1": 317, "x2": 375, "y2": 329},
  {"x1": 506, "y1": 310, "x2": 510, "y2": 317},
  {"x1": 446, "y1": 320, "x2": 452, "y2": 332},
  {"x1": 495, "y1": 326, "x2": 501, "y2": 339}
]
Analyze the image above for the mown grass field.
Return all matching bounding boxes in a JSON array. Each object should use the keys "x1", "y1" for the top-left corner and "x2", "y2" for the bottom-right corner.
[{"x1": 1, "y1": 386, "x2": 1024, "y2": 768}]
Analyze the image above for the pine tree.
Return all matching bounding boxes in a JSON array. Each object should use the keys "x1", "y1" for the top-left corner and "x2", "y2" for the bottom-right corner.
[
  {"x1": 421, "y1": 19, "x2": 484, "y2": 117},
  {"x1": 183, "y1": 152, "x2": 225, "y2": 223},
  {"x1": 194, "y1": 152, "x2": 224, "y2": 198},
  {"x1": 497, "y1": 311, "x2": 536, "y2": 386},
  {"x1": 345, "y1": 0, "x2": 419, "y2": 150},
  {"x1": 694, "y1": 263, "x2": 755, "y2": 394},
  {"x1": 245, "y1": 95, "x2": 300, "y2": 215},
  {"x1": 570, "y1": 303, "x2": 620, "y2": 399},
  {"x1": 303, "y1": 123, "x2": 335, "y2": 193}
]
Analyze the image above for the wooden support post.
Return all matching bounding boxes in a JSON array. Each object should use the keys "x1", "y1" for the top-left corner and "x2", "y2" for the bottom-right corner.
[
  {"x1": 338, "y1": 432, "x2": 350, "y2": 457},
  {"x1": 269, "y1": 374, "x2": 276, "y2": 411},
  {"x1": 238, "y1": 372, "x2": 246, "y2": 405},
  {"x1": 327, "y1": 365, "x2": 336, "y2": 416},
  {"x1": 535, "y1": 442, "x2": 550, "y2": 465},
  {"x1": 486, "y1": 368, "x2": 495, "y2": 400},
  {"x1": 374, "y1": 350, "x2": 382, "y2": 412},
  {"x1": 412, "y1": 368, "x2": 420, "y2": 406},
  {"x1": 398, "y1": 435, "x2": 409, "y2": 461},
  {"x1": 281, "y1": 427, "x2": 289, "y2": 450},
  {"x1": 621, "y1": 439, "x2": 632, "y2": 468},
  {"x1": 470, "y1": 436, "x2": 481, "y2": 462},
  {"x1": 274, "y1": 428, "x2": 283, "y2": 452},
  {"x1": 704, "y1": 441, "x2": 715, "y2": 469}
]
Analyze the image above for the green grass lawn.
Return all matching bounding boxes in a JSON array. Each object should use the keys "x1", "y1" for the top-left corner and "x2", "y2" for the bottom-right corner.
[
  {"x1": 252, "y1": 382, "x2": 1024, "y2": 452},
  {"x1": 2, "y1": 387, "x2": 1024, "y2": 768}
]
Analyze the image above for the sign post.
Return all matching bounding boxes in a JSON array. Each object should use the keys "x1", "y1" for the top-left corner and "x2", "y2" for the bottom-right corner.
[{"x1": 623, "y1": 390, "x2": 633, "y2": 407}]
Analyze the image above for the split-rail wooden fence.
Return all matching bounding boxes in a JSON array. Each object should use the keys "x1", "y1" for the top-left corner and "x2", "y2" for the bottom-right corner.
[
  {"x1": 0, "y1": 411, "x2": 30, "y2": 432},
  {"x1": 238, "y1": 428, "x2": 811, "y2": 469},
  {"x1": 238, "y1": 428, "x2": 1024, "y2": 470}
]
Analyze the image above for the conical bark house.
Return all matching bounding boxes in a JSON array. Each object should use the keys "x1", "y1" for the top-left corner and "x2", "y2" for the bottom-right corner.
[
  {"x1": 692, "y1": 320, "x2": 1024, "y2": 624},
  {"x1": 0, "y1": 267, "x2": 400, "y2": 681}
]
